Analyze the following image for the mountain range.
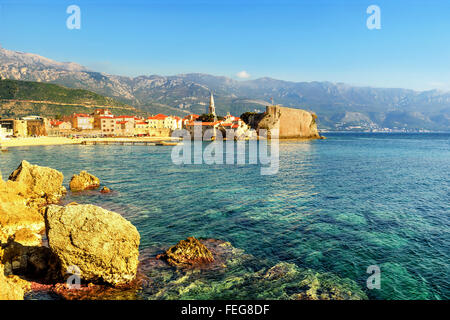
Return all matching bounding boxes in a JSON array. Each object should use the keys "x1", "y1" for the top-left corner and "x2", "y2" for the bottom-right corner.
[{"x1": 1, "y1": 47, "x2": 449, "y2": 131}]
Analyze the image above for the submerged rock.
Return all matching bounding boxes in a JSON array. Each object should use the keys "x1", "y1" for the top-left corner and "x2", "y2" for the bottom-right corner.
[
  {"x1": 44, "y1": 204, "x2": 140, "y2": 286},
  {"x1": 142, "y1": 240, "x2": 367, "y2": 300},
  {"x1": 69, "y1": 171, "x2": 100, "y2": 192},
  {"x1": 157, "y1": 237, "x2": 214, "y2": 267}
]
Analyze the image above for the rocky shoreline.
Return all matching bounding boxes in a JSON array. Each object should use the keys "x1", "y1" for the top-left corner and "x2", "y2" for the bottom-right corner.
[
  {"x1": 0, "y1": 160, "x2": 139, "y2": 299},
  {"x1": 1, "y1": 160, "x2": 367, "y2": 300}
]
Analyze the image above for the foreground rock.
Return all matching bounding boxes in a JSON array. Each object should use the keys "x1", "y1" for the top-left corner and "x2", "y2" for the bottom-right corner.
[
  {"x1": 0, "y1": 196, "x2": 44, "y2": 246},
  {"x1": 8, "y1": 160, "x2": 66, "y2": 206},
  {"x1": 156, "y1": 237, "x2": 214, "y2": 267},
  {"x1": 45, "y1": 204, "x2": 140, "y2": 286},
  {"x1": 69, "y1": 171, "x2": 100, "y2": 191},
  {"x1": 0, "y1": 160, "x2": 67, "y2": 246}
]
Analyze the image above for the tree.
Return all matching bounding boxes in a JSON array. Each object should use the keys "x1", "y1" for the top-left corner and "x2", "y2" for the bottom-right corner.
[
  {"x1": 240, "y1": 112, "x2": 258, "y2": 125},
  {"x1": 197, "y1": 113, "x2": 223, "y2": 122}
]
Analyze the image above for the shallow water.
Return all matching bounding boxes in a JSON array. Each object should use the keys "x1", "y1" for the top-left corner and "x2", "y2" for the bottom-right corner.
[{"x1": 1, "y1": 133, "x2": 449, "y2": 299}]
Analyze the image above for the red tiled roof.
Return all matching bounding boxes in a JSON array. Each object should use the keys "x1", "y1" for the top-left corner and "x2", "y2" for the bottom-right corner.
[
  {"x1": 115, "y1": 115, "x2": 135, "y2": 119},
  {"x1": 73, "y1": 113, "x2": 91, "y2": 117},
  {"x1": 50, "y1": 120, "x2": 63, "y2": 126},
  {"x1": 148, "y1": 114, "x2": 168, "y2": 120}
]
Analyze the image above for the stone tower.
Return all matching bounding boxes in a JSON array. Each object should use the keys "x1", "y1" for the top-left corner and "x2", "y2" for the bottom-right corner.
[{"x1": 208, "y1": 91, "x2": 216, "y2": 116}]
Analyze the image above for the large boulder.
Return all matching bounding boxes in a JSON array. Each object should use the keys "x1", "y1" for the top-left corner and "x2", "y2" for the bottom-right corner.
[
  {"x1": 44, "y1": 204, "x2": 140, "y2": 286},
  {"x1": 0, "y1": 160, "x2": 67, "y2": 246},
  {"x1": 8, "y1": 160, "x2": 66, "y2": 206},
  {"x1": 157, "y1": 237, "x2": 214, "y2": 267},
  {"x1": 69, "y1": 171, "x2": 100, "y2": 191}
]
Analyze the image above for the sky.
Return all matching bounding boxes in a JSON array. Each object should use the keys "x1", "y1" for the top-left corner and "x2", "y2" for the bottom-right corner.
[{"x1": 0, "y1": 0, "x2": 450, "y2": 91}]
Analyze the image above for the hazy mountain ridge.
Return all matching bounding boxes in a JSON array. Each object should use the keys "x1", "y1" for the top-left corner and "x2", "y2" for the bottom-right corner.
[{"x1": 1, "y1": 47, "x2": 449, "y2": 130}]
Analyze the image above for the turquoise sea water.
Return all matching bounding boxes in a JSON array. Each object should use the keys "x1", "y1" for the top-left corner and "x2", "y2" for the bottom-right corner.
[{"x1": 1, "y1": 133, "x2": 449, "y2": 300}]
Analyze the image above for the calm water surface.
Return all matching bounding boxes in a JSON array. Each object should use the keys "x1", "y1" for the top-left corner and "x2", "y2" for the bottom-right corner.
[{"x1": 1, "y1": 133, "x2": 448, "y2": 299}]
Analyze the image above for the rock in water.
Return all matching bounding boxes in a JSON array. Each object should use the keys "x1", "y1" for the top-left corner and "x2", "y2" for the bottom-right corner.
[
  {"x1": 69, "y1": 171, "x2": 100, "y2": 191},
  {"x1": 44, "y1": 204, "x2": 140, "y2": 286},
  {"x1": 100, "y1": 186, "x2": 111, "y2": 193},
  {"x1": 8, "y1": 160, "x2": 66, "y2": 205},
  {"x1": 157, "y1": 237, "x2": 214, "y2": 267}
]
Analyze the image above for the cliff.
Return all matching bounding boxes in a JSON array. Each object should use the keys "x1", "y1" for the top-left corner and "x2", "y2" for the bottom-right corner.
[{"x1": 245, "y1": 105, "x2": 322, "y2": 139}]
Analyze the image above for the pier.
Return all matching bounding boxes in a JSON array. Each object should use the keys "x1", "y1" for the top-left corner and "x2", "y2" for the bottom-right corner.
[{"x1": 81, "y1": 139, "x2": 181, "y2": 146}]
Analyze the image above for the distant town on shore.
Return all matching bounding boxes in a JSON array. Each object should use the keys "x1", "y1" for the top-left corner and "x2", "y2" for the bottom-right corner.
[{"x1": 0, "y1": 92, "x2": 253, "y2": 140}]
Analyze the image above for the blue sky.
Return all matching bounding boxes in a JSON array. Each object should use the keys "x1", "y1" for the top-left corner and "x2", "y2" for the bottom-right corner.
[{"x1": 0, "y1": 0, "x2": 449, "y2": 91}]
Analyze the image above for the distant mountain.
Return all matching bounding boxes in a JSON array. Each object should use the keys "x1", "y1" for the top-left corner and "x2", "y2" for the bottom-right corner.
[
  {"x1": 0, "y1": 79, "x2": 136, "y2": 118},
  {"x1": 1, "y1": 47, "x2": 449, "y2": 131}
]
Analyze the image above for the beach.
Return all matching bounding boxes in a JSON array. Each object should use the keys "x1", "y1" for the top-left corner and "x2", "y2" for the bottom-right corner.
[
  {"x1": 0, "y1": 137, "x2": 81, "y2": 148},
  {"x1": 0, "y1": 136, "x2": 180, "y2": 149}
]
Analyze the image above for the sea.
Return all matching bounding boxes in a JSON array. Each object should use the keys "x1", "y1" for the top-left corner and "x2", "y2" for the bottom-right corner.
[{"x1": 1, "y1": 132, "x2": 448, "y2": 300}]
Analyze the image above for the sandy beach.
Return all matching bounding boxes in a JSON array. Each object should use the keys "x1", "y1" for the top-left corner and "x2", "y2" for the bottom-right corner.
[
  {"x1": 0, "y1": 137, "x2": 82, "y2": 148},
  {"x1": 0, "y1": 136, "x2": 180, "y2": 149}
]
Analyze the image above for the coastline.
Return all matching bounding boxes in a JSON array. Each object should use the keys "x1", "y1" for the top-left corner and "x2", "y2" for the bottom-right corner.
[
  {"x1": 1, "y1": 137, "x2": 82, "y2": 148},
  {"x1": 0, "y1": 136, "x2": 181, "y2": 149},
  {"x1": 2, "y1": 132, "x2": 446, "y2": 149}
]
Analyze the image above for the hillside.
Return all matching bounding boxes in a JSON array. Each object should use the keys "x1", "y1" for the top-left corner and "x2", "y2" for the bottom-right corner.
[
  {"x1": 1, "y1": 47, "x2": 450, "y2": 131},
  {"x1": 0, "y1": 79, "x2": 138, "y2": 118}
]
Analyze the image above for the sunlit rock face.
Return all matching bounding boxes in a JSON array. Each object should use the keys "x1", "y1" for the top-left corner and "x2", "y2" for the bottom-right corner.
[
  {"x1": 255, "y1": 106, "x2": 321, "y2": 139},
  {"x1": 69, "y1": 171, "x2": 100, "y2": 192},
  {"x1": 44, "y1": 204, "x2": 140, "y2": 286},
  {"x1": 8, "y1": 160, "x2": 67, "y2": 207},
  {"x1": 0, "y1": 160, "x2": 67, "y2": 247}
]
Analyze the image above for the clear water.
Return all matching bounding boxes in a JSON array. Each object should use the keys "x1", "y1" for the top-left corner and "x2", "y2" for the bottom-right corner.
[{"x1": 1, "y1": 133, "x2": 449, "y2": 300}]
